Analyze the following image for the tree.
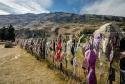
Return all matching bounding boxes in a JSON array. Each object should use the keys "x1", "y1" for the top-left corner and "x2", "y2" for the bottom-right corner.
[
  {"x1": 8, "y1": 24, "x2": 15, "y2": 41},
  {"x1": 0, "y1": 27, "x2": 6, "y2": 41},
  {"x1": 0, "y1": 24, "x2": 15, "y2": 41}
]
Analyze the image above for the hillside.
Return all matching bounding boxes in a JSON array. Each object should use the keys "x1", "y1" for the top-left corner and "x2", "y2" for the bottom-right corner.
[
  {"x1": 0, "y1": 12, "x2": 125, "y2": 38},
  {"x1": 0, "y1": 12, "x2": 125, "y2": 30}
]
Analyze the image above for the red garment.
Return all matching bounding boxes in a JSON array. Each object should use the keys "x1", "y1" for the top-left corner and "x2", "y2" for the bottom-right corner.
[
  {"x1": 55, "y1": 50, "x2": 63, "y2": 61},
  {"x1": 55, "y1": 39, "x2": 63, "y2": 61},
  {"x1": 57, "y1": 39, "x2": 62, "y2": 50}
]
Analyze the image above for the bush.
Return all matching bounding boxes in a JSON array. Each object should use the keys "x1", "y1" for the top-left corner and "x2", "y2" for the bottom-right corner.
[
  {"x1": 80, "y1": 35, "x2": 87, "y2": 43},
  {"x1": 0, "y1": 24, "x2": 15, "y2": 41},
  {"x1": 79, "y1": 28, "x2": 95, "y2": 43},
  {"x1": 80, "y1": 28, "x2": 95, "y2": 35}
]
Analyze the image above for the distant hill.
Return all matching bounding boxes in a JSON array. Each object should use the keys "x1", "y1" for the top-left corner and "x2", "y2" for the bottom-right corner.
[{"x1": 0, "y1": 12, "x2": 125, "y2": 30}]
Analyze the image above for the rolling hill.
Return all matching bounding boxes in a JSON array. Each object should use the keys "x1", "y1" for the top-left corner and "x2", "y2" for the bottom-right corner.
[{"x1": 0, "y1": 12, "x2": 125, "y2": 30}]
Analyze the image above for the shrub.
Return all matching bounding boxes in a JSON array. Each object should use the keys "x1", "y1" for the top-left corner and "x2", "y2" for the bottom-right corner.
[
  {"x1": 80, "y1": 28, "x2": 95, "y2": 35},
  {"x1": 79, "y1": 28, "x2": 95, "y2": 43}
]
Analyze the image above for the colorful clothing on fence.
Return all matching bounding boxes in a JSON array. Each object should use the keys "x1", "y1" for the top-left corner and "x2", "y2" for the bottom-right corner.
[
  {"x1": 84, "y1": 43, "x2": 97, "y2": 84},
  {"x1": 55, "y1": 37, "x2": 63, "y2": 62}
]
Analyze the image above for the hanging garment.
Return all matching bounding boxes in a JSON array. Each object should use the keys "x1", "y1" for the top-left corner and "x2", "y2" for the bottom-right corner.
[
  {"x1": 55, "y1": 38, "x2": 62, "y2": 61},
  {"x1": 71, "y1": 45, "x2": 75, "y2": 57},
  {"x1": 112, "y1": 34, "x2": 118, "y2": 48},
  {"x1": 71, "y1": 39, "x2": 76, "y2": 57},
  {"x1": 120, "y1": 57, "x2": 125, "y2": 84},
  {"x1": 55, "y1": 50, "x2": 61, "y2": 61},
  {"x1": 120, "y1": 70, "x2": 125, "y2": 84},
  {"x1": 106, "y1": 42, "x2": 112, "y2": 60},
  {"x1": 120, "y1": 38, "x2": 125, "y2": 52},
  {"x1": 50, "y1": 41, "x2": 53, "y2": 51},
  {"x1": 109, "y1": 47, "x2": 114, "y2": 62},
  {"x1": 63, "y1": 42, "x2": 67, "y2": 53},
  {"x1": 108, "y1": 65, "x2": 115, "y2": 82},
  {"x1": 84, "y1": 42, "x2": 91, "y2": 52},
  {"x1": 73, "y1": 57, "x2": 78, "y2": 74},
  {"x1": 102, "y1": 38, "x2": 108, "y2": 54},
  {"x1": 53, "y1": 41, "x2": 56, "y2": 52},
  {"x1": 73, "y1": 57, "x2": 77, "y2": 67},
  {"x1": 85, "y1": 44, "x2": 97, "y2": 84},
  {"x1": 87, "y1": 68, "x2": 97, "y2": 84},
  {"x1": 39, "y1": 41, "x2": 43, "y2": 58},
  {"x1": 46, "y1": 41, "x2": 50, "y2": 57},
  {"x1": 93, "y1": 33, "x2": 102, "y2": 50},
  {"x1": 76, "y1": 34, "x2": 84, "y2": 52},
  {"x1": 55, "y1": 49, "x2": 64, "y2": 62},
  {"x1": 42, "y1": 39, "x2": 46, "y2": 59},
  {"x1": 107, "y1": 38, "x2": 117, "y2": 83},
  {"x1": 82, "y1": 43, "x2": 91, "y2": 69},
  {"x1": 66, "y1": 40, "x2": 72, "y2": 55},
  {"x1": 93, "y1": 33, "x2": 103, "y2": 59},
  {"x1": 57, "y1": 39, "x2": 62, "y2": 50}
]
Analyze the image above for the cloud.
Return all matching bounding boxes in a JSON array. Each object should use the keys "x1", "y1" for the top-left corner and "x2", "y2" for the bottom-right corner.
[
  {"x1": 0, "y1": 0, "x2": 53, "y2": 15},
  {"x1": 80, "y1": 0, "x2": 125, "y2": 17},
  {"x1": 0, "y1": 10, "x2": 10, "y2": 15}
]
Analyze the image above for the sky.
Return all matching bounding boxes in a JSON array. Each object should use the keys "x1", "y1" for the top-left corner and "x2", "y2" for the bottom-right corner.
[{"x1": 0, "y1": 0, "x2": 125, "y2": 17}]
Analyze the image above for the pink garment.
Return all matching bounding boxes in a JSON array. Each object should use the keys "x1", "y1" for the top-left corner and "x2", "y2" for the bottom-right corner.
[{"x1": 85, "y1": 47, "x2": 97, "y2": 84}]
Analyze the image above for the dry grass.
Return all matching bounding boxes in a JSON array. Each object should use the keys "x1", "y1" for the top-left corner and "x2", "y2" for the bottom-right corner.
[{"x1": 0, "y1": 45, "x2": 68, "y2": 84}]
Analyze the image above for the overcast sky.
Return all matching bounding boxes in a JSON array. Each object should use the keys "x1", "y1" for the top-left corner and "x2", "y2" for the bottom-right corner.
[{"x1": 0, "y1": 0, "x2": 125, "y2": 17}]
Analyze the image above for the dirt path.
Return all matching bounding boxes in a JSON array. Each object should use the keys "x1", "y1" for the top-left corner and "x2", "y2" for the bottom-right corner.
[{"x1": 0, "y1": 45, "x2": 68, "y2": 84}]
